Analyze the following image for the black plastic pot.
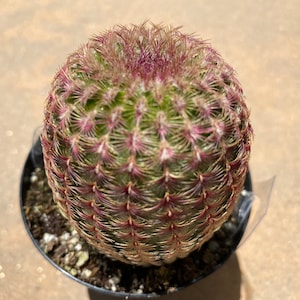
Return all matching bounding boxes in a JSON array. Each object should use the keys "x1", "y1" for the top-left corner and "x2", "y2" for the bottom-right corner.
[{"x1": 20, "y1": 139, "x2": 253, "y2": 298}]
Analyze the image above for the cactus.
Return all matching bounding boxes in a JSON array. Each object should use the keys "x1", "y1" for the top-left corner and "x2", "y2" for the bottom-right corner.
[{"x1": 41, "y1": 22, "x2": 253, "y2": 266}]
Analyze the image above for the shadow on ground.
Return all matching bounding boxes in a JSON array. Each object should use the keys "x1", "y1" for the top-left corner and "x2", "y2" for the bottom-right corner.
[{"x1": 87, "y1": 253, "x2": 242, "y2": 300}]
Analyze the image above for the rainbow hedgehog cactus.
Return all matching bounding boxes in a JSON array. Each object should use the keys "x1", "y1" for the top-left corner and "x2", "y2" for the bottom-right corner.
[{"x1": 41, "y1": 22, "x2": 253, "y2": 266}]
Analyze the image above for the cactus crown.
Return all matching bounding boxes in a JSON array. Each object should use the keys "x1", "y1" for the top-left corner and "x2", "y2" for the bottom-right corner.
[{"x1": 41, "y1": 22, "x2": 252, "y2": 266}]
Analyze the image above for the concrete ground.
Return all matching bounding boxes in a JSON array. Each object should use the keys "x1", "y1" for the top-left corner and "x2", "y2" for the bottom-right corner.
[{"x1": 0, "y1": 1, "x2": 299, "y2": 299}]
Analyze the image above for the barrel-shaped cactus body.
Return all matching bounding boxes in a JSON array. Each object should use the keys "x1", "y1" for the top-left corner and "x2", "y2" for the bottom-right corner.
[{"x1": 41, "y1": 22, "x2": 252, "y2": 266}]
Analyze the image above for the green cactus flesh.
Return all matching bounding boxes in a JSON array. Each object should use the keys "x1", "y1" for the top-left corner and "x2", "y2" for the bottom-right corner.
[{"x1": 41, "y1": 22, "x2": 253, "y2": 266}]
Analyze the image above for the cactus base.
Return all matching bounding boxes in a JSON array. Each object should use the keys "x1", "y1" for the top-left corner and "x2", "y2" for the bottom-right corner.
[{"x1": 20, "y1": 139, "x2": 253, "y2": 298}]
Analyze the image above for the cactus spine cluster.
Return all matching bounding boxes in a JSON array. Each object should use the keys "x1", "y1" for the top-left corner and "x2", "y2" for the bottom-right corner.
[{"x1": 41, "y1": 22, "x2": 252, "y2": 266}]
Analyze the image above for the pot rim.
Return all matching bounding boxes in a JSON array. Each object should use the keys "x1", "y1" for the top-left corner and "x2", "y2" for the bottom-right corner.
[{"x1": 20, "y1": 140, "x2": 253, "y2": 298}]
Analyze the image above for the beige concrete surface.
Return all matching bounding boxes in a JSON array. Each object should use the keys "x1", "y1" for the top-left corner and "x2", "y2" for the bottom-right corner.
[{"x1": 0, "y1": 1, "x2": 299, "y2": 299}]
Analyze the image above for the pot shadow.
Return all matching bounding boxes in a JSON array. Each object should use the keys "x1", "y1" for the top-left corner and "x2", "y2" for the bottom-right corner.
[{"x1": 87, "y1": 253, "x2": 243, "y2": 300}]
